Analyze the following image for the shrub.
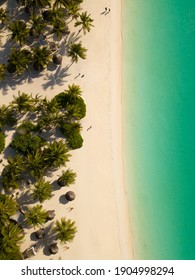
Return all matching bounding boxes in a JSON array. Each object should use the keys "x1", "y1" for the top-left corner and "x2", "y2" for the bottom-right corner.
[
  {"x1": 67, "y1": 131, "x2": 83, "y2": 149},
  {"x1": 10, "y1": 134, "x2": 46, "y2": 155},
  {"x1": 59, "y1": 122, "x2": 83, "y2": 149},
  {"x1": 53, "y1": 92, "x2": 86, "y2": 120}
]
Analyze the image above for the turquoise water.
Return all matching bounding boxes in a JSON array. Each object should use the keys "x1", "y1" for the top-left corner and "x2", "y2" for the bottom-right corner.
[{"x1": 123, "y1": 0, "x2": 195, "y2": 259}]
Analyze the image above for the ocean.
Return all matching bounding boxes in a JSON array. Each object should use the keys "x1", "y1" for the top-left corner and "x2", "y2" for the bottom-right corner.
[{"x1": 123, "y1": 0, "x2": 195, "y2": 259}]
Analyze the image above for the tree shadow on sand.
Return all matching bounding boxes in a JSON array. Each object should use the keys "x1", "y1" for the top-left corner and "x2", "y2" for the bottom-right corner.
[
  {"x1": 42, "y1": 65, "x2": 70, "y2": 90},
  {"x1": 29, "y1": 222, "x2": 57, "y2": 256}
]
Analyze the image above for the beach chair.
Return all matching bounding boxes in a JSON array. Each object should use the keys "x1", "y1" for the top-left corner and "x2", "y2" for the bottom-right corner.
[{"x1": 22, "y1": 245, "x2": 37, "y2": 259}]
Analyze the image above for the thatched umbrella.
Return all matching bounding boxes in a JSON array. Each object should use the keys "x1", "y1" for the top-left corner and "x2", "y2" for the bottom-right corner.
[
  {"x1": 65, "y1": 191, "x2": 75, "y2": 201},
  {"x1": 48, "y1": 243, "x2": 58, "y2": 255},
  {"x1": 48, "y1": 42, "x2": 58, "y2": 52},
  {"x1": 35, "y1": 228, "x2": 45, "y2": 239},
  {"x1": 7, "y1": 63, "x2": 16, "y2": 74},
  {"x1": 53, "y1": 54, "x2": 62, "y2": 65},
  {"x1": 46, "y1": 210, "x2": 55, "y2": 221}
]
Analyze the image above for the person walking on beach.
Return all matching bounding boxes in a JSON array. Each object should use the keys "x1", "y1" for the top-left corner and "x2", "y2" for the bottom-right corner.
[
  {"x1": 87, "y1": 125, "x2": 92, "y2": 131},
  {"x1": 101, "y1": 7, "x2": 107, "y2": 15},
  {"x1": 105, "y1": 8, "x2": 111, "y2": 15}
]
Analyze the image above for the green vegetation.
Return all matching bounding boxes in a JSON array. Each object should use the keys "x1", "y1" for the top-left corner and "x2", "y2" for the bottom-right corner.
[
  {"x1": 0, "y1": 64, "x2": 6, "y2": 80},
  {"x1": 0, "y1": 0, "x2": 91, "y2": 258},
  {"x1": 0, "y1": 194, "x2": 18, "y2": 226},
  {"x1": 24, "y1": 205, "x2": 48, "y2": 228},
  {"x1": 57, "y1": 169, "x2": 76, "y2": 187},
  {"x1": 68, "y1": 42, "x2": 87, "y2": 65},
  {"x1": 0, "y1": 194, "x2": 23, "y2": 260},
  {"x1": 8, "y1": 20, "x2": 29, "y2": 46},
  {"x1": 0, "y1": 223, "x2": 24, "y2": 260},
  {"x1": 75, "y1": 11, "x2": 94, "y2": 35},
  {"x1": 43, "y1": 140, "x2": 70, "y2": 168},
  {"x1": 0, "y1": 0, "x2": 93, "y2": 80},
  {"x1": 32, "y1": 179, "x2": 53, "y2": 202},
  {"x1": 17, "y1": 121, "x2": 37, "y2": 134},
  {"x1": 10, "y1": 134, "x2": 46, "y2": 155},
  {"x1": 53, "y1": 217, "x2": 77, "y2": 244},
  {"x1": 32, "y1": 46, "x2": 52, "y2": 71},
  {"x1": 7, "y1": 48, "x2": 32, "y2": 75},
  {"x1": 1, "y1": 155, "x2": 25, "y2": 190},
  {"x1": 0, "y1": 130, "x2": 5, "y2": 154}
]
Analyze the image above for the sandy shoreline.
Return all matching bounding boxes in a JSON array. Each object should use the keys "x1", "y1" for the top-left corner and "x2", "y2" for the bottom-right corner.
[{"x1": 0, "y1": 0, "x2": 134, "y2": 259}]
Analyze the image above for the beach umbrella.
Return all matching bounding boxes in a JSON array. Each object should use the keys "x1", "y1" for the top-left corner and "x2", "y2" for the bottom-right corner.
[
  {"x1": 49, "y1": 42, "x2": 58, "y2": 52},
  {"x1": 48, "y1": 243, "x2": 58, "y2": 255},
  {"x1": 46, "y1": 210, "x2": 55, "y2": 221},
  {"x1": 35, "y1": 228, "x2": 45, "y2": 239},
  {"x1": 65, "y1": 191, "x2": 75, "y2": 201},
  {"x1": 7, "y1": 63, "x2": 16, "y2": 74},
  {"x1": 53, "y1": 54, "x2": 62, "y2": 65}
]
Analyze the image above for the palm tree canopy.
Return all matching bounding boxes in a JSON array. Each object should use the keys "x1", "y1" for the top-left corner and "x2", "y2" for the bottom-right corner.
[
  {"x1": 7, "y1": 49, "x2": 32, "y2": 74},
  {"x1": 0, "y1": 223, "x2": 24, "y2": 255},
  {"x1": 8, "y1": 20, "x2": 29, "y2": 46},
  {"x1": 25, "y1": 205, "x2": 48, "y2": 228},
  {"x1": 57, "y1": 168, "x2": 76, "y2": 187},
  {"x1": 32, "y1": 46, "x2": 52, "y2": 71},
  {"x1": 68, "y1": 42, "x2": 87, "y2": 63},
  {"x1": 32, "y1": 179, "x2": 53, "y2": 202},
  {"x1": 53, "y1": 217, "x2": 77, "y2": 244},
  {"x1": 43, "y1": 140, "x2": 71, "y2": 168},
  {"x1": 30, "y1": 15, "x2": 47, "y2": 37},
  {"x1": 11, "y1": 92, "x2": 34, "y2": 113},
  {"x1": 0, "y1": 195, "x2": 18, "y2": 226},
  {"x1": 75, "y1": 11, "x2": 94, "y2": 34},
  {"x1": 0, "y1": 64, "x2": 6, "y2": 80}
]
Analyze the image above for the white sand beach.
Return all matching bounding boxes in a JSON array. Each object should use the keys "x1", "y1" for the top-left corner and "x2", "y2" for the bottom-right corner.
[{"x1": 0, "y1": 0, "x2": 134, "y2": 259}]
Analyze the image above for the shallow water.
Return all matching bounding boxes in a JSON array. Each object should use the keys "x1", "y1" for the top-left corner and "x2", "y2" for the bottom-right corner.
[{"x1": 123, "y1": 0, "x2": 195, "y2": 259}]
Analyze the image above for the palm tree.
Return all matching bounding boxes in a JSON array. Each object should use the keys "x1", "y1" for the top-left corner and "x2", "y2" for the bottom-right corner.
[
  {"x1": 66, "y1": 102, "x2": 86, "y2": 120},
  {"x1": 68, "y1": 42, "x2": 87, "y2": 65},
  {"x1": 51, "y1": 18, "x2": 69, "y2": 39},
  {"x1": 0, "y1": 223, "x2": 24, "y2": 259},
  {"x1": 0, "y1": 105, "x2": 17, "y2": 127},
  {"x1": 18, "y1": 0, "x2": 51, "y2": 10},
  {"x1": 32, "y1": 178, "x2": 53, "y2": 202},
  {"x1": 66, "y1": 1, "x2": 81, "y2": 22},
  {"x1": 37, "y1": 112, "x2": 60, "y2": 131},
  {"x1": 36, "y1": 97, "x2": 61, "y2": 130},
  {"x1": 57, "y1": 169, "x2": 76, "y2": 187},
  {"x1": 24, "y1": 205, "x2": 48, "y2": 228},
  {"x1": 10, "y1": 134, "x2": 46, "y2": 155},
  {"x1": 54, "y1": 0, "x2": 82, "y2": 19},
  {"x1": 0, "y1": 7, "x2": 9, "y2": 25},
  {"x1": 43, "y1": 140, "x2": 71, "y2": 168},
  {"x1": 11, "y1": 92, "x2": 34, "y2": 113},
  {"x1": 32, "y1": 46, "x2": 52, "y2": 71},
  {"x1": 8, "y1": 20, "x2": 29, "y2": 46},
  {"x1": 26, "y1": 150, "x2": 45, "y2": 178},
  {"x1": 53, "y1": 217, "x2": 77, "y2": 244},
  {"x1": 0, "y1": 63, "x2": 6, "y2": 80},
  {"x1": 1, "y1": 155, "x2": 25, "y2": 190},
  {"x1": 29, "y1": 15, "x2": 47, "y2": 38},
  {"x1": 40, "y1": 97, "x2": 56, "y2": 113},
  {"x1": 65, "y1": 83, "x2": 82, "y2": 99},
  {"x1": 0, "y1": 129, "x2": 5, "y2": 153},
  {"x1": 0, "y1": 194, "x2": 18, "y2": 226},
  {"x1": 75, "y1": 11, "x2": 94, "y2": 35},
  {"x1": 7, "y1": 48, "x2": 32, "y2": 74}
]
